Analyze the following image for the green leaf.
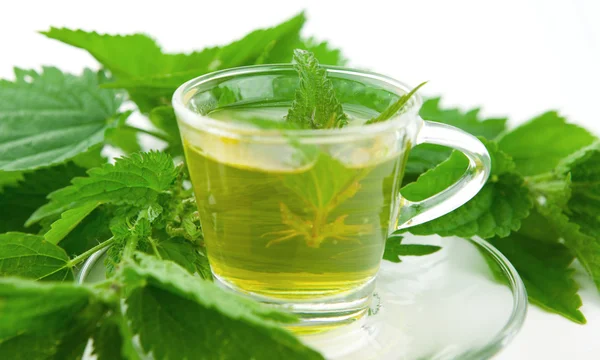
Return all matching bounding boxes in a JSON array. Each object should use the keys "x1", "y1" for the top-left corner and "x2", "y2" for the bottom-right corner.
[
  {"x1": 403, "y1": 144, "x2": 451, "y2": 181},
  {"x1": 0, "y1": 171, "x2": 23, "y2": 193},
  {"x1": 91, "y1": 313, "x2": 139, "y2": 360},
  {"x1": 366, "y1": 82, "x2": 427, "y2": 124},
  {"x1": 402, "y1": 151, "x2": 469, "y2": 201},
  {"x1": 59, "y1": 206, "x2": 113, "y2": 257},
  {"x1": 71, "y1": 144, "x2": 108, "y2": 169},
  {"x1": 156, "y1": 237, "x2": 208, "y2": 277},
  {"x1": 0, "y1": 67, "x2": 123, "y2": 171},
  {"x1": 104, "y1": 111, "x2": 142, "y2": 154},
  {"x1": 419, "y1": 97, "x2": 507, "y2": 140},
  {"x1": 406, "y1": 173, "x2": 531, "y2": 238},
  {"x1": 405, "y1": 98, "x2": 508, "y2": 178},
  {"x1": 286, "y1": 49, "x2": 348, "y2": 129},
  {"x1": 533, "y1": 197, "x2": 600, "y2": 293},
  {"x1": 0, "y1": 232, "x2": 73, "y2": 281},
  {"x1": 561, "y1": 142, "x2": 600, "y2": 216},
  {"x1": 526, "y1": 143, "x2": 600, "y2": 291},
  {"x1": 382, "y1": 234, "x2": 441, "y2": 263},
  {"x1": 401, "y1": 141, "x2": 531, "y2": 238},
  {"x1": 282, "y1": 153, "x2": 362, "y2": 209},
  {"x1": 498, "y1": 111, "x2": 595, "y2": 176},
  {"x1": 44, "y1": 202, "x2": 100, "y2": 245},
  {"x1": 27, "y1": 152, "x2": 178, "y2": 225},
  {"x1": 43, "y1": 13, "x2": 307, "y2": 112},
  {"x1": 148, "y1": 106, "x2": 182, "y2": 156},
  {"x1": 0, "y1": 277, "x2": 113, "y2": 359},
  {"x1": 297, "y1": 38, "x2": 346, "y2": 66},
  {"x1": 489, "y1": 234, "x2": 585, "y2": 324},
  {"x1": 0, "y1": 163, "x2": 86, "y2": 233},
  {"x1": 121, "y1": 253, "x2": 323, "y2": 360}
]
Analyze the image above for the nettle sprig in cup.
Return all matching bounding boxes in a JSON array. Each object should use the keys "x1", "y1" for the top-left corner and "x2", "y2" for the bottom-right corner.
[
  {"x1": 174, "y1": 48, "x2": 490, "y2": 331},
  {"x1": 287, "y1": 49, "x2": 426, "y2": 129}
]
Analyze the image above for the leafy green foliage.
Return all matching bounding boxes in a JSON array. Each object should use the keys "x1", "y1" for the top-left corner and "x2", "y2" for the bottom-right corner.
[
  {"x1": 489, "y1": 233, "x2": 585, "y2": 323},
  {"x1": 44, "y1": 202, "x2": 99, "y2": 244},
  {"x1": 286, "y1": 49, "x2": 348, "y2": 129},
  {"x1": 420, "y1": 97, "x2": 507, "y2": 139},
  {"x1": 156, "y1": 237, "x2": 210, "y2": 279},
  {"x1": 91, "y1": 314, "x2": 137, "y2": 360},
  {"x1": 0, "y1": 278, "x2": 115, "y2": 359},
  {"x1": 405, "y1": 97, "x2": 508, "y2": 178},
  {"x1": 0, "y1": 233, "x2": 73, "y2": 281},
  {"x1": 42, "y1": 13, "x2": 310, "y2": 112},
  {"x1": 0, "y1": 13, "x2": 599, "y2": 358},
  {"x1": 526, "y1": 143, "x2": 600, "y2": 291},
  {"x1": 0, "y1": 163, "x2": 86, "y2": 234},
  {"x1": 28, "y1": 152, "x2": 178, "y2": 225},
  {"x1": 122, "y1": 253, "x2": 323, "y2": 360},
  {"x1": 148, "y1": 106, "x2": 182, "y2": 156},
  {"x1": 0, "y1": 171, "x2": 23, "y2": 193},
  {"x1": 401, "y1": 140, "x2": 531, "y2": 238},
  {"x1": 297, "y1": 38, "x2": 346, "y2": 66},
  {"x1": 103, "y1": 111, "x2": 142, "y2": 155},
  {"x1": 0, "y1": 67, "x2": 123, "y2": 171},
  {"x1": 366, "y1": 82, "x2": 427, "y2": 124},
  {"x1": 383, "y1": 234, "x2": 441, "y2": 263},
  {"x1": 498, "y1": 112, "x2": 595, "y2": 176},
  {"x1": 58, "y1": 206, "x2": 113, "y2": 257},
  {"x1": 270, "y1": 153, "x2": 372, "y2": 248}
]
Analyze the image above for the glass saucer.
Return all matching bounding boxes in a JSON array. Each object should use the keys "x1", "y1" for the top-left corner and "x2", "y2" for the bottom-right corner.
[{"x1": 78, "y1": 235, "x2": 527, "y2": 360}]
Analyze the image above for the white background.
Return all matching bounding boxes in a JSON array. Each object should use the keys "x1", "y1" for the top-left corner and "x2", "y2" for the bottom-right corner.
[{"x1": 2, "y1": 0, "x2": 600, "y2": 358}]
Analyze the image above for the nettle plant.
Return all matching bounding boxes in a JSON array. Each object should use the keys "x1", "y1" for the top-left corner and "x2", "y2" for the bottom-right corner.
[{"x1": 0, "y1": 12, "x2": 598, "y2": 359}]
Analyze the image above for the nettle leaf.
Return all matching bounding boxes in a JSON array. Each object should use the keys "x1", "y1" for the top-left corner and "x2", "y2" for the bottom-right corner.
[
  {"x1": 366, "y1": 82, "x2": 426, "y2": 124},
  {"x1": 419, "y1": 97, "x2": 507, "y2": 140},
  {"x1": 0, "y1": 171, "x2": 23, "y2": 193},
  {"x1": 91, "y1": 313, "x2": 139, "y2": 360},
  {"x1": 104, "y1": 111, "x2": 142, "y2": 155},
  {"x1": 282, "y1": 153, "x2": 363, "y2": 209},
  {"x1": 401, "y1": 140, "x2": 531, "y2": 238},
  {"x1": 43, "y1": 13, "x2": 307, "y2": 112},
  {"x1": 296, "y1": 38, "x2": 346, "y2": 66},
  {"x1": 27, "y1": 152, "x2": 178, "y2": 225},
  {"x1": 44, "y1": 201, "x2": 100, "y2": 245},
  {"x1": 156, "y1": 237, "x2": 210, "y2": 279},
  {"x1": 59, "y1": 206, "x2": 113, "y2": 257},
  {"x1": 0, "y1": 232, "x2": 73, "y2": 281},
  {"x1": 382, "y1": 234, "x2": 441, "y2": 263},
  {"x1": 562, "y1": 143, "x2": 600, "y2": 215},
  {"x1": 148, "y1": 106, "x2": 182, "y2": 156},
  {"x1": 526, "y1": 143, "x2": 600, "y2": 291},
  {"x1": 0, "y1": 67, "x2": 123, "y2": 171},
  {"x1": 498, "y1": 111, "x2": 595, "y2": 176},
  {"x1": 489, "y1": 233, "x2": 585, "y2": 324},
  {"x1": 122, "y1": 253, "x2": 323, "y2": 360},
  {"x1": 533, "y1": 195, "x2": 600, "y2": 293},
  {"x1": 403, "y1": 144, "x2": 451, "y2": 182},
  {"x1": 286, "y1": 49, "x2": 348, "y2": 129},
  {"x1": 0, "y1": 163, "x2": 86, "y2": 234},
  {"x1": 0, "y1": 278, "x2": 114, "y2": 359},
  {"x1": 406, "y1": 97, "x2": 508, "y2": 178}
]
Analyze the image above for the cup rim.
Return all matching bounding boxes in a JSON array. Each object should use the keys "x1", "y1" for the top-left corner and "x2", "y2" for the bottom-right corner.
[{"x1": 172, "y1": 64, "x2": 423, "y2": 142}]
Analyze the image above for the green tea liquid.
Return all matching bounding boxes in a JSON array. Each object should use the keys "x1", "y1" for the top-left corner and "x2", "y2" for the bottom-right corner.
[{"x1": 183, "y1": 107, "x2": 405, "y2": 300}]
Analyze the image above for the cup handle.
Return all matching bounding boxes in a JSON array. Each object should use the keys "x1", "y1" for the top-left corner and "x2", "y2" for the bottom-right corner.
[{"x1": 396, "y1": 119, "x2": 492, "y2": 229}]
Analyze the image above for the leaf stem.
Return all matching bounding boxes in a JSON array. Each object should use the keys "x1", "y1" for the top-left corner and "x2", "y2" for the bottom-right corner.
[
  {"x1": 148, "y1": 237, "x2": 163, "y2": 259},
  {"x1": 123, "y1": 234, "x2": 140, "y2": 260},
  {"x1": 68, "y1": 237, "x2": 117, "y2": 268},
  {"x1": 123, "y1": 125, "x2": 171, "y2": 142}
]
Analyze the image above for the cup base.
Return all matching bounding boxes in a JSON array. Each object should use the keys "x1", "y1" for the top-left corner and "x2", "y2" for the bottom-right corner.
[{"x1": 212, "y1": 272, "x2": 375, "y2": 334}]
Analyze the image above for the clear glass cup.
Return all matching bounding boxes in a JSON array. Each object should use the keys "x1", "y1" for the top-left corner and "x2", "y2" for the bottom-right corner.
[{"x1": 172, "y1": 65, "x2": 491, "y2": 331}]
